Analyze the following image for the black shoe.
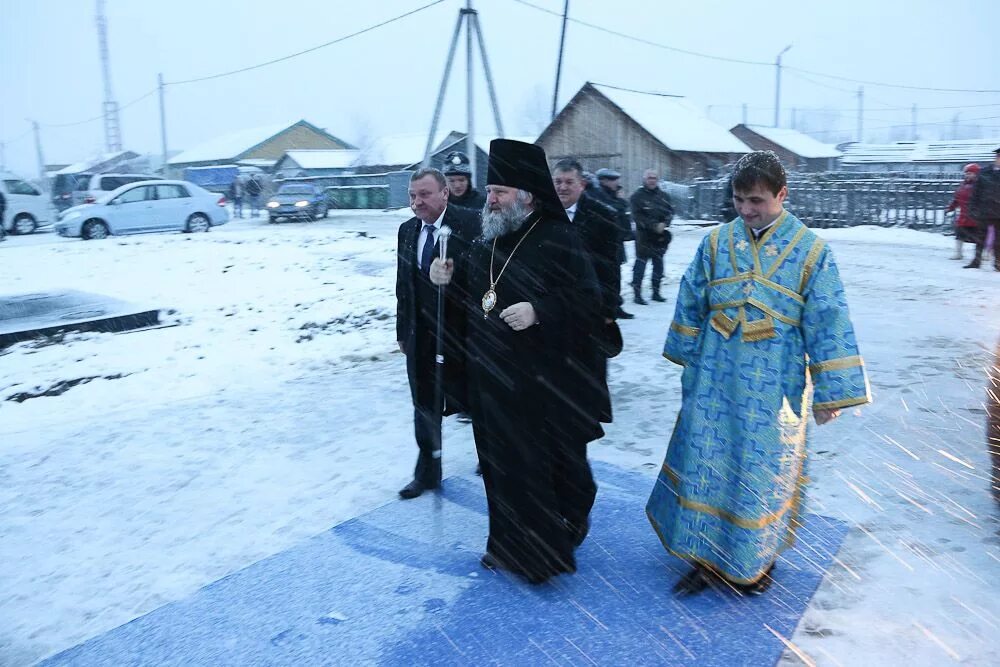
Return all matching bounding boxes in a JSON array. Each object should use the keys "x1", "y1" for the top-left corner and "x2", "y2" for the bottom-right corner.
[
  {"x1": 456, "y1": 412, "x2": 472, "y2": 424},
  {"x1": 735, "y1": 565, "x2": 775, "y2": 596},
  {"x1": 963, "y1": 261, "x2": 981, "y2": 269},
  {"x1": 480, "y1": 552, "x2": 504, "y2": 570},
  {"x1": 672, "y1": 565, "x2": 713, "y2": 596},
  {"x1": 651, "y1": 291, "x2": 666, "y2": 302},
  {"x1": 566, "y1": 518, "x2": 590, "y2": 548},
  {"x1": 634, "y1": 293, "x2": 648, "y2": 306},
  {"x1": 616, "y1": 307, "x2": 634, "y2": 319},
  {"x1": 398, "y1": 479, "x2": 428, "y2": 499}
]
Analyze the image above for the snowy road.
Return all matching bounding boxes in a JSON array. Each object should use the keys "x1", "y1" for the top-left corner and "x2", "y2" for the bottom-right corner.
[{"x1": 1, "y1": 213, "x2": 998, "y2": 665}]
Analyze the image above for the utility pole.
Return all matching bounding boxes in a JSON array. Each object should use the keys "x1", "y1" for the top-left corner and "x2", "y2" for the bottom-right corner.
[
  {"x1": 551, "y1": 0, "x2": 569, "y2": 121},
  {"x1": 856, "y1": 86, "x2": 864, "y2": 143},
  {"x1": 465, "y1": 0, "x2": 475, "y2": 186},
  {"x1": 96, "y1": 0, "x2": 122, "y2": 152},
  {"x1": 0, "y1": 142, "x2": 5, "y2": 172},
  {"x1": 742, "y1": 103, "x2": 748, "y2": 126},
  {"x1": 423, "y1": 0, "x2": 504, "y2": 186},
  {"x1": 31, "y1": 120, "x2": 46, "y2": 183},
  {"x1": 774, "y1": 44, "x2": 791, "y2": 127},
  {"x1": 158, "y1": 73, "x2": 168, "y2": 171},
  {"x1": 791, "y1": 107, "x2": 797, "y2": 130},
  {"x1": 952, "y1": 112, "x2": 960, "y2": 140},
  {"x1": 911, "y1": 103, "x2": 918, "y2": 141}
]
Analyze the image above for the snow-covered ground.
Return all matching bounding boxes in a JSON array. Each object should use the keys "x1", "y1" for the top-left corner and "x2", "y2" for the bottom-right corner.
[{"x1": 1, "y1": 212, "x2": 998, "y2": 666}]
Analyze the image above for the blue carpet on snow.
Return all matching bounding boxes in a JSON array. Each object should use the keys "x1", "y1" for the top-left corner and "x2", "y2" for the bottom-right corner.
[{"x1": 42, "y1": 461, "x2": 848, "y2": 666}]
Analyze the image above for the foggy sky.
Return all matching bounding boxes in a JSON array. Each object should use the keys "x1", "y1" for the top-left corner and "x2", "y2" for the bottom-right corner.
[{"x1": 1, "y1": 0, "x2": 998, "y2": 176}]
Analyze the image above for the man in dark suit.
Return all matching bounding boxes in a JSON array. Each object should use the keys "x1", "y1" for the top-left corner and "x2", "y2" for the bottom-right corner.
[
  {"x1": 552, "y1": 158, "x2": 618, "y2": 427},
  {"x1": 396, "y1": 168, "x2": 481, "y2": 499}
]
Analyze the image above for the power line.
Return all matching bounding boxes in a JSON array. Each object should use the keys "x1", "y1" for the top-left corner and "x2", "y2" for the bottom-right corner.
[
  {"x1": 511, "y1": 0, "x2": 770, "y2": 67},
  {"x1": 511, "y1": 0, "x2": 1000, "y2": 95},
  {"x1": 590, "y1": 82, "x2": 683, "y2": 98},
  {"x1": 5, "y1": 1, "x2": 444, "y2": 143},
  {"x1": 40, "y1": 88, "x2": 158, "y2": 129},
  {"x1": 805, "y1": 114, "x2": 1000, "y2": 137},
  {"x1": 167, "y1": 0, "x2": 446, "y2": 86},
  {"x1": 787, "y1": 65, "x2": 1000, "y2": 94}
]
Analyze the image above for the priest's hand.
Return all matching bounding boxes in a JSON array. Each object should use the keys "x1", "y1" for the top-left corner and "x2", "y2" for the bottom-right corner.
[
  {"x1": 814, "y1": 408, "x2": 841, "y2": 425},
  {"x1": 500, "y1": 302, "x2": 537, "y2": 331},
  {"x1": 429, "y1": 258, "x2": 454, "y2": 286}
]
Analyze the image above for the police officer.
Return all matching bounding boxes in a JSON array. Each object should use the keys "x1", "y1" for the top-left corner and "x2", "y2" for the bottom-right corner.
[
  {"x1": 443, "y1": 151, "x2": 487, "y2": 213},
  {"x1": 591, "y1": 168, "x2": 634, "y2": 319}
]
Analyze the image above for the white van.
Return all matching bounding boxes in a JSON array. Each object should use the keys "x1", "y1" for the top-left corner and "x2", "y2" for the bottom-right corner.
[{"x1": 1, "y1": 173, "x2": 55, "y2": 235}]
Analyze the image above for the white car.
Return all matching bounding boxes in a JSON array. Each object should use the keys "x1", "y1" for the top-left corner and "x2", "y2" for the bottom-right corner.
[
  {"x1": 1, "y1": 172, "x2": 56, "y2": 235},
  {"x1": 54, "y1": 180, "x2": 230, "y2": 240}
]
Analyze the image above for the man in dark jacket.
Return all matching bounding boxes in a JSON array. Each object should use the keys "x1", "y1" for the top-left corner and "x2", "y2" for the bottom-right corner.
[
  {"x1": 967, "y1": 147, "x2": 1000, "y2": 271},
  {"x1": 630, "y1": 169, "x2": 674, "y2": 304},
  {"x1": 443, "y1": 151, "x2": 487, "y2": 213},
  {"x1": 0, "y1": 190, "x2": 6, "y2": 241},
  {"x1": 395, "y1": 168, "x2": 481, "y2": 499},
  {"x1": 430, "y1": 139, "x2": 603, "y2": 584},
  {"x1": 591, "y1": 168, "x2": 634, "y2": 319},
  {"x1": 552, "y1": 158, "x2": 617, "y2": 425}
]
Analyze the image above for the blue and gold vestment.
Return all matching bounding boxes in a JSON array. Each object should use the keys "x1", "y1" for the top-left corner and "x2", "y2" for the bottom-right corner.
[{"x1": 646, "y1": 211, "x2": 870, "y2": 584}]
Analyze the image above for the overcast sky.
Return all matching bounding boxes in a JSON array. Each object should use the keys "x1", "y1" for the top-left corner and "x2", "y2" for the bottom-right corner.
[{"x1": 1, "y1": 0, "x2": 998, "y2": 176}]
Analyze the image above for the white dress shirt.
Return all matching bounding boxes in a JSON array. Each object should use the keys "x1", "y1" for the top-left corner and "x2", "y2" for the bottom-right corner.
[
  {"x1": 417, "y1": 208, "x2": 447, "y2": 270},
  {"x1": 565, "y1": 202, "x2": 579, "y2": 222}
]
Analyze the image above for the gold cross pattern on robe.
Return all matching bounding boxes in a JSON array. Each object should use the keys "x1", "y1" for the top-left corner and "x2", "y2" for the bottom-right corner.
[
  {"x1": 743, "y1": 282, "x2": 754, "y2": 295},
  {"x1": 736, "y1": 239, "x2": 749, "y2": 251},
  {"x1": 764, "y1": 244, "x2": 779, "y2": 257}
]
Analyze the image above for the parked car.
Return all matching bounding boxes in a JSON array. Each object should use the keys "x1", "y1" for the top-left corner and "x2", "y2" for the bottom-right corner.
[
  {"x1": 79, "y1": 173, "x2": 163, "y2": 206},
  {"x1": 51, "y1": 172, "x2": 93, "y2": 212},
  {"x1": 1, "y1": 172, "x2": 56, "y2": 234},
  {"x1": 266, "y1": 184, "x2": 328, "y2": 223},
  {"x1": 53, "y1": 180, "x2": 229, "y2": 240}
]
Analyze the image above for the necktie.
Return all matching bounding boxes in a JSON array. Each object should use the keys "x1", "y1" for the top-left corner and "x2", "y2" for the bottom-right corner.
[{"x1": 420, "y1": 224, "x2": 436, "y2": 276}]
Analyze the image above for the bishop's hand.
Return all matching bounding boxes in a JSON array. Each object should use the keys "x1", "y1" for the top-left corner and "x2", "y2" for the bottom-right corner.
[
  {"x1": 500, "y1": 302, "x2": 537, "y2": 331},
  {"x1": 429, "y1": 258, "x2": 454, "y2": 286}
]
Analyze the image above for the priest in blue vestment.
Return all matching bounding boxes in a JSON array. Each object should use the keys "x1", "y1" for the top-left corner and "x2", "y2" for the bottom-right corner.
[{"x1": 646, "y1": 151, "x2": 871, "y2": 596}]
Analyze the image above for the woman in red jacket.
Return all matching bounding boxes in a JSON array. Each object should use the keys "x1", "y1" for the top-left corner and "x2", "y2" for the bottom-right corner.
[{"x1": 947, "y1": 163, "x2": 981, "y2": 260}]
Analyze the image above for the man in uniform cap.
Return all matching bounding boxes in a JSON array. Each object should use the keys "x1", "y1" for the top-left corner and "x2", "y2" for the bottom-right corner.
[
  {"x1": 967, "y1": 147, "x2": 1000, "y2": 270},
  {"x1": 443, "y1": 151, "x2": 487, "y2": 213},
  {"x1": 430, "y1": 139, "x2": 604, "y2": 584},
  {"x1": 591, "y1": 168, "x2": 635, "y2": 319}
]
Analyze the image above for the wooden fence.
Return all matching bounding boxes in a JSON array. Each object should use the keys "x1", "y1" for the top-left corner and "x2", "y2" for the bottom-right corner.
[{"x1": 686, "y1": 173, "x2": 964, "y2": 231}]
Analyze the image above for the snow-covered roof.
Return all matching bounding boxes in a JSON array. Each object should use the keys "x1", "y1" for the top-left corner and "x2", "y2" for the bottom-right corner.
[
  {"x1": 841, "y1": 139, "x2": 1000, "y2": 164},
  {"x1": 356, "y1": 132, "x2": 534, "y2": 168},
  {"x1": 912, "y1": 139, "x2": 999, "y2": 163},
  {"x1": 591, "y1": 84, "x2": 750, "y2": 154},
  {"x1": 168, "y1": 124, "x2": 293, "y2": 165},
  {"x1": 737, "y1": 125, "x2": 841, "y2": 158},
  {"x1": 283, "y1": 149, "x2": 361, "y2": 169},
  {"x1": 53, "y1": 151, "x2": 140, "y2": 175}
]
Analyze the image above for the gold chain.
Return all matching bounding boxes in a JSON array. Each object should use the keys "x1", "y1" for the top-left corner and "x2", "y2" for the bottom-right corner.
[{"x1": 489, "y1": 219, "x2": 540, "y2": 288}]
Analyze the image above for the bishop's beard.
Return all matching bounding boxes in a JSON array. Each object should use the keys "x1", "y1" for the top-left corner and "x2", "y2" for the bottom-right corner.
[{"x1": 481, "y1": 200, "x2": 532, "y2": 241}]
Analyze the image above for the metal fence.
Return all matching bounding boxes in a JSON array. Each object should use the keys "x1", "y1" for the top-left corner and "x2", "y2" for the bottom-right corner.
[{"x1": 686, "y1": 172, "x2": 964, "y2": 231}]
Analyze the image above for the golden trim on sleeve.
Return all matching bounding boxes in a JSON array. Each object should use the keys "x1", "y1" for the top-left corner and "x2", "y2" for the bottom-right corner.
[
  {"x1": 813, "y1": 395, "x2": 871, "y2": 411},
  {"x1": 708, "y1": 227, "x2": 721, "y2": 279},
  {"x1": 809, "y1": 355, "x2": 864, "y2": 375},
  {"x1": 799, "y1": 238, "x2": 827, "y2": 292},
  {"x1": 670, "y1": 321, "x2": 701, "y2": 337}
]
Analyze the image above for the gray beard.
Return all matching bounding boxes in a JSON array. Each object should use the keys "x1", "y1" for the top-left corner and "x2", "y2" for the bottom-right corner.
[{"x1": 480, "y1": 200, "x2": 532, "y2": 241}]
